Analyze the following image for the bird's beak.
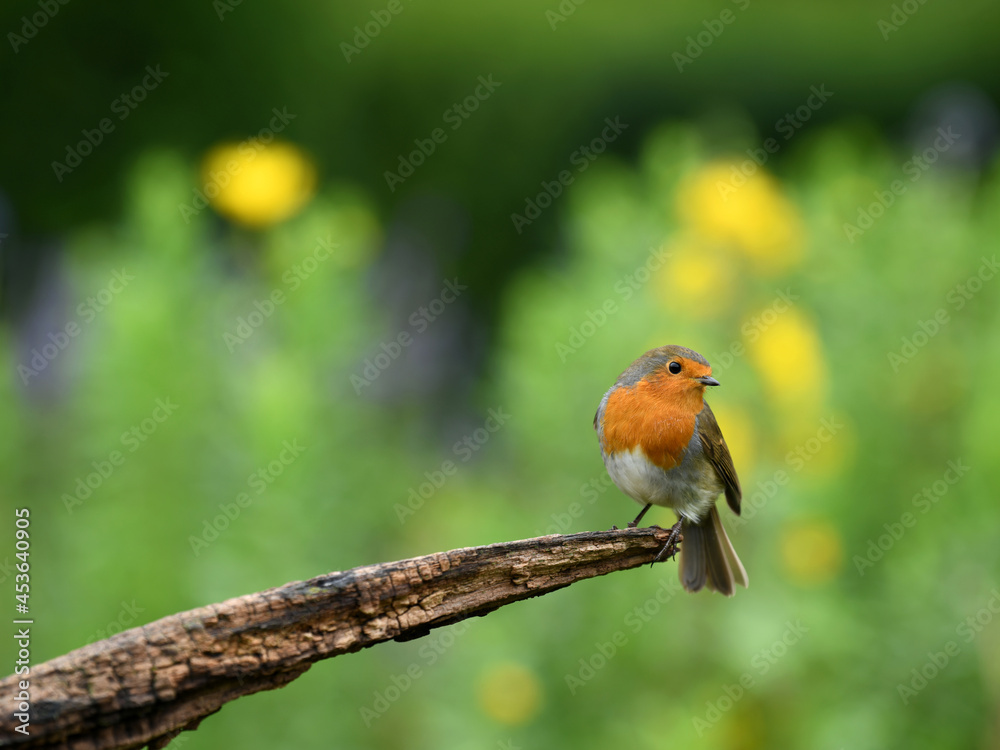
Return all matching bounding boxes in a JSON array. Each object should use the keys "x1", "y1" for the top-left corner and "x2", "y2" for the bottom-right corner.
[{"x1": 696, "y1": 376, "x2": 720, "y2": 387}]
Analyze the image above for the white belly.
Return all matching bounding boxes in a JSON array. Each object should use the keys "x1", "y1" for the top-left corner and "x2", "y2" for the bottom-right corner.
[{"x1": 603, "y1": 442, "x2": 724, "y2": 523}]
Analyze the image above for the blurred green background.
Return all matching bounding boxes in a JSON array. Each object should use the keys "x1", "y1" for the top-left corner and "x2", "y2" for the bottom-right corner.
[{"x1": 2, "y1": 1, "x2": 1000, "y2": 748}]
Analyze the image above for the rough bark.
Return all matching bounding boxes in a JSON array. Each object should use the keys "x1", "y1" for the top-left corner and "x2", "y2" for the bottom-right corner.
[{"x1": 0, "y1": 527, "x2": 677, "y2": 749}]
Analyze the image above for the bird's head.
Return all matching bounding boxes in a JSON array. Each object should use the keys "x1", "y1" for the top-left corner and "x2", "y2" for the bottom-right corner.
[{"x1": 627, "y1": 345, "x2": 719, "y2": 407}]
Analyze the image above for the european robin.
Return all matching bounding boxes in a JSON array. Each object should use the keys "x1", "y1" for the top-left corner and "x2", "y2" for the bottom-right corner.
[{"x1": 594, "y1": 345, "x2": 748, "y2": 595}]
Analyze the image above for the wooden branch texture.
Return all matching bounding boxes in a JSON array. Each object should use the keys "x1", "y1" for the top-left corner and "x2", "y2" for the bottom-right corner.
[{"x1": 0, "y1": 528, "x2": 676, "y2": 750}]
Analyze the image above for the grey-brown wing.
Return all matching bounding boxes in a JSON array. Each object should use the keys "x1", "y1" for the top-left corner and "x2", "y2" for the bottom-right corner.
[{"x1": 698, "y1": 401, "x2": 742, "y2": 515}]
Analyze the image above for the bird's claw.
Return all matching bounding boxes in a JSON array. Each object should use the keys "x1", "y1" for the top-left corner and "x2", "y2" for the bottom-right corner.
[
  {"x1": 650, "y1": 521, "x2": 684, "y2": 566},
  {"x1": 652, "y1": 538, "x2": 682, "y2": 563}
]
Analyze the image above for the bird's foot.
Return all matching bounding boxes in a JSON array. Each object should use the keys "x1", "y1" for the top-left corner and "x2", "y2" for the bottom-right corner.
[{"x1": 651, "y1": 520, "x2": 684, "y2": 566}]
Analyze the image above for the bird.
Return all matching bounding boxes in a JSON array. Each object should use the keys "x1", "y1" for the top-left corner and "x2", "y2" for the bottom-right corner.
[{"x1": 594, "y1": 345, "x2": 748, "y2": 596}]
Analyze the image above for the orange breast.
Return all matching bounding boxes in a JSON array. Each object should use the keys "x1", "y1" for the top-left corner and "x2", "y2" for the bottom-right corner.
[{"x1": 601, "y1": 377, "x2": 699, "y2": 470}]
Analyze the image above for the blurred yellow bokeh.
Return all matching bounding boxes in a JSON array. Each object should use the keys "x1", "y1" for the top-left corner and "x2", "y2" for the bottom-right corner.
[
  {"x1": 747, "y1": 308, "x2": 828, "y2": 413},
  {"x1": 655, "y1": 236, "x2": 735, "y2": 318},
  {"x1": 201, "y1": 140, "x2": 317, "y2": 228},
  {"x1": 476, "y1": 662, "x2": 543, "y2": 725},
  {"x1": 780, "y1": 518, "x2": 844, "y2": 585},
  {"x1": 676, "y1": 162, "x2": 804, "y2": 275}
]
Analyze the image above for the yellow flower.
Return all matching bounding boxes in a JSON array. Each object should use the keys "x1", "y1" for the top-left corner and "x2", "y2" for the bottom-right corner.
[
  {"x1": 780, "y1": 518, "x2": 843, "y2": 585},
  {"x1": 677, "y1": 162, "x2": 803, "y2": 274},
  {"x1": 747, "y1": 308, "x2": 827, "y2": 412},
  {"x1": 477, "y1": 662, "x2": 543, "y2": 725},
  {"x1": 201, "y1": 141, "x2": 316, "y2": 228}
]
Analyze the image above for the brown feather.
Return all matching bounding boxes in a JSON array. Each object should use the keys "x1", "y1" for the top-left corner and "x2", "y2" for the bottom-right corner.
[
  {"x1": 680, "y1": 507, "x2": 747, "y2": 595},
  {"x1": 697, "y1": 401, "x2": 742, "y2": 515}
]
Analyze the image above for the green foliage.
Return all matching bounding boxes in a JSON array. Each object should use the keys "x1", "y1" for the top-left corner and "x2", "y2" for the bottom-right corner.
[{"x1": 3, "y1": 121, "x2": 1000, "y2": 749}]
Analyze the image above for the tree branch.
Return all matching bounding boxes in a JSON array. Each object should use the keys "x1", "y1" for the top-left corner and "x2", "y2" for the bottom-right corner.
[{"x1": 0, "y1": 528, "x2": 677, "y2": 749}]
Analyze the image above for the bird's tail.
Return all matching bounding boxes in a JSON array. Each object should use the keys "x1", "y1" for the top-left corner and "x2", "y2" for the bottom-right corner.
[{"x1": 679, "y1": 506, "x2": 748, "y2": 596}]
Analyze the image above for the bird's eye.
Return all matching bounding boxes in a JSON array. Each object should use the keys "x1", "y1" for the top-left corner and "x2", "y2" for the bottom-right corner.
[{"x1": 668, "y1": 361, "x2": 682, "y2": 374}]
